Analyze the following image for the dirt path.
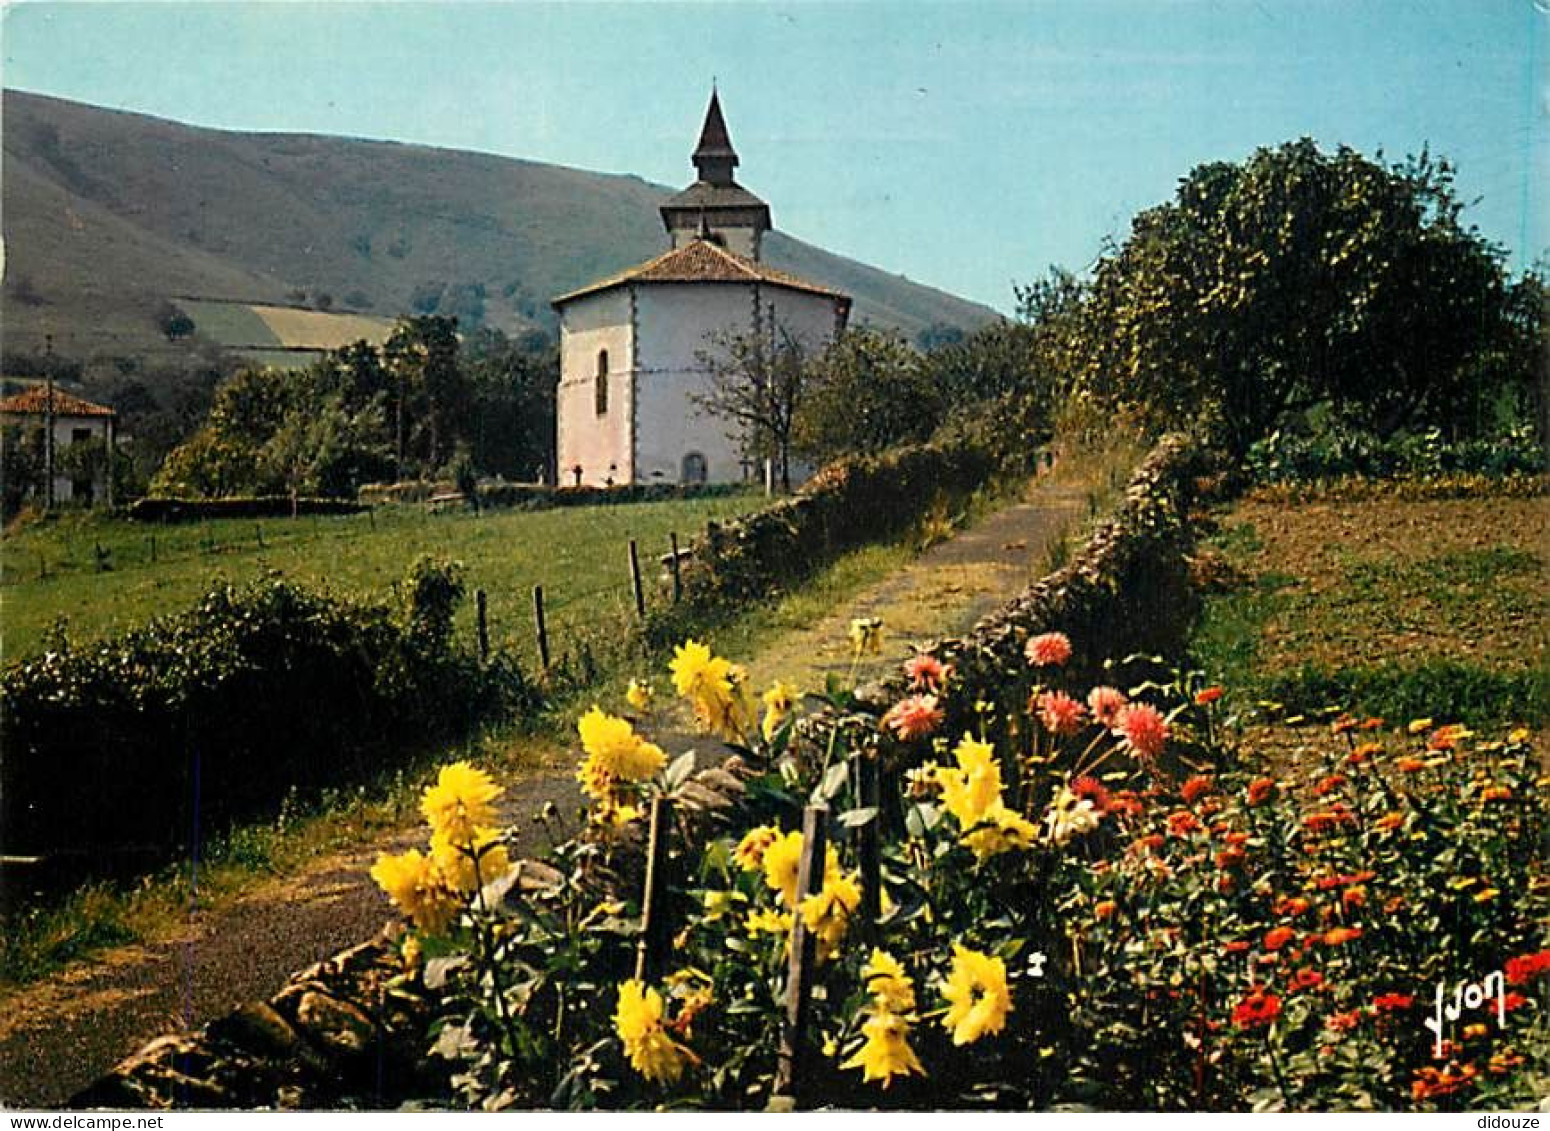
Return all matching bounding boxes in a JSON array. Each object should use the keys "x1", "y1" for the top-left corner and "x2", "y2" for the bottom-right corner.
[{"x1": 0, "y1": 473, "x2": 1085, "y2": 1111}]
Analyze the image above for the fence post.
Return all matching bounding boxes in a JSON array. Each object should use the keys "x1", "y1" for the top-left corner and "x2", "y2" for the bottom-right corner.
[
  {"x1": 532, "y1": 584, "x2": 551, "y2": 671},
  {"x1": 669, "y1": 532, "x2": 683, "y2": 604},
  {"x1": 475, "y1": 588, "x2": 489, "y2": 663},
  {"x1": 628, "y1": 539, "x2": 646, "y2": 620},
  {"x1": 852, "y1": 754, "x2": 882, "y2": 943},
  {"x1": 634, "y1": 796, "x2": 676, "y2": 983},
  {"x1": 255, "y1": 523, "x2": 264, "y2": 549},
  {"x1": 773, "y1": 804, "x2": 828, "y2": 1106}
]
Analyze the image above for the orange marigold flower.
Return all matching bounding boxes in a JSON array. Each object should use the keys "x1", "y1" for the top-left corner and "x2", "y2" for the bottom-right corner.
[
  {"x1": 1246, "y1": 777, "x2": 1277, "y2": 806},
  {"x1": 1481, "y1": 784, "x2": 1513, "y2": 802},
  {"x1": 1108, "y1": 791, "x2": 1145, "y2": 818},
  {"x1": 1374, "y1": 811, "x2": 1405, "y2": 831},
  {"x1": 1115, "y1": 703, "x2": 1169, "y2": 759},
  {"x1": 1372, "y1": 992, "x2": 1414, "y2": 1012},
  {"x1": 1325, "y1": 1009, "x2": 1363, "y2": 1033},
  {"x1": 1411, "y1": 1063, "x2": 1478, "y2": 1102},
  {"x1": 1216, "y1": 847, "x2": 1246, "y2": 870},
  {"x1": 1359, "y1": 716, "x2": 1384, "y2": 730},
  {"x1": 1324, "y1": 926, "x2": 1363, "y2": 946},
  {"x1": 1181, "y1": 775, "x2": 1215, "y2": 804},
  {"x1": 1134, "y1": 833, "x2": 1166, "y2": 852},
  {"x1": 1025, "y1": 631, "x2": 1072, "y2": 667},
  {"x1": 1315, "y1": 870, "x2": 1374, "y2": 890},
  {"x1": 1231, "y1": 991, "x2": 1282, "y2": 1029},
  {"x1": 1302, "y1": 806, "x2": 1357, "y2": 833},
  {"x1": 881, "y1": 693, "x2": 944, "y2": 741},
  {"x1": 1343, "y1": 886, "x2": 1367, "y2": 910},
  {"x1": 1194, "y1": 686, "x2": 1224, "y2": 706},
  {"x1": 1504, "y1": 950, "x2": 1550, "y2": 985},
  {"x1": 1396, "y1": 756, "x2": 1427, "y2": 773},
  {"x1": 1313, "y1": 773, "x2": 1347, "y2": 796},
  {"x1": 1094, "y1": 900, "x2": 1118, "y2": 921},
  {"x1": 1350, "y1": 741, "x2": 1383, "y2": 762},
  {"x1": 1166, "y1": 809, "x2": 1201, "y2": 838},
  {"x1": 1331, "y1": 714, "x2": 1357, "y2": 735},
  {"x1": 1087, "y1": 685, "x2": 1128, "y2": 727},
  {"x1": 1275, "y1": 895, "x2": 1312, "y2": 916},
  {"x1": 1035, "y1": 689, "x2": 1087, "y2": 735},
  {"x1": 1264, "y1": 926, "x2": 1296, "y2": 951},
  {"x1": 1223, "y1": 940, "x2": 1252, "y2": 953}
]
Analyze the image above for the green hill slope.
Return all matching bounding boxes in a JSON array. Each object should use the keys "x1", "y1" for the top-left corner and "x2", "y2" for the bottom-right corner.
[{"x1": 1, "y1": 90, "x2": 998, "y2": 372}]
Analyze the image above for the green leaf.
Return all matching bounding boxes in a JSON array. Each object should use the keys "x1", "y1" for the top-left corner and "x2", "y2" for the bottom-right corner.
[
  {"x1": 838, "y1": 806, "x2": 878, "y2": 828},
  {"x1": 664, "y1": 749, "x2": 697, "y2": 790}
]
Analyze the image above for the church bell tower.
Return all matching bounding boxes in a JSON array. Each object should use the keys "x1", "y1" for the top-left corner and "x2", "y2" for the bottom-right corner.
[{"x1": 659, "y1": 89, "x2": 772, "y2": 260}]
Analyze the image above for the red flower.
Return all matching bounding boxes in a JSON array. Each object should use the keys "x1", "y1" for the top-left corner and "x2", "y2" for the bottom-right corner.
[
  {"x1": 1264, "y1": 926, "x2": 1296, "y2": 951},
  {"x1": 903, "y1": 652, "x2": 950, "y2": 692},
  {"x1": 1290, "y1": 968, "x2": 1324, "y2": 992},
  {"x1": 1342, "y1": 886, "x2": 1367, "y2": 910},
  {"x1": 1411, "y1": 1063, "x2": 1478, "y2": 1101},
  {"x1": 1481, "y1": 785, "x2": 1513, "y2": 802},
  {"x1": 1302, "y1": 806, "x2": 1357, "y2": 833},
  {"x1": 1504, "y1": 950, "x2": 1550, "y2": 985},
  {"x1": 1070, "y1": 775, "x2": 1111, "y2": 812},
  {"x1": 1087, "y1": 685, "x2": 1128, "y2": 727},
  {"x1": 1231, "y1": 991, "x2": 1282, "y2": 1029},
  {"x1": 1108, "y1": 791, "x2": 1144, "y2": 818},
  {"x1": 1315, "y1": 870, "x2": 1375, "y2": 890},
  {"x1": 1372, "y1": 992, "x2": 1414, "y2": 1012},
  {"x1": 1194, "y1": 686, "x2": 1224, "y2": 706},
  {"x1": 1035, "y1": 690, "x2": 1087, "y2": 735},
  {"x1": 1223, "y1": 940, "x2": 1252, "y2": 953},
  {"x1": 1115, "y1": 703, "x2": 1169, "y2": 759},
  {"x1": 1323, "y1": 926, "x2": 1363, "y2": 946},
  {"x1": 1094, "y1": 900, "x2": 1118, "y2": 921},
  {"x1": 1331, "y1": 714, "x2": 1357, "y2": 735},
  {"x1": 1181, "y1": 775, "x2": 1215, "y2": 804},
  {"x1": 1274, "y1": 895, "x2": 1312, "y2": 917},
  {"x1": 1502, "y1": 992, "x2": 1529, "y2": 1012},
  {"x1": 1025, "y1": 631, "x2": 1072, "y2": 667},
  {"x1": 1166, "y1": 809, "x2": 1201, "y2": 838},
  {"x1": 881, "y1": 694, "x2": 944, "y2": 741},
  {"x1": 1216, "y1": 847, "x2": 1246, "y2": 870},
  {"x1": 1246, "y1": 777, "x2": 1277, "y2": 806},
  {"x1": 1395, "y1": 756, "x2": 1426, "y2": 773}
]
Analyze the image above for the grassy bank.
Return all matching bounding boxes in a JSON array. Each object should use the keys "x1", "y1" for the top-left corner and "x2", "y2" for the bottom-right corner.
[{"x1": 0, "y1": 493, "x2": 758, "y2": 663}]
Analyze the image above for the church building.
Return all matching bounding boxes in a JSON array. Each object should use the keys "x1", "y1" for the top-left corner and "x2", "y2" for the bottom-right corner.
[{"x1": 552, "y1": 92, "x2": 851, "y2": 486}]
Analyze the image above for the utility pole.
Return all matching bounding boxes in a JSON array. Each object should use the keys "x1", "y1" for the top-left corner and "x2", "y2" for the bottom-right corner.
[{"x1": 44, "y1": 334, "x2": 56, "y2": 511}]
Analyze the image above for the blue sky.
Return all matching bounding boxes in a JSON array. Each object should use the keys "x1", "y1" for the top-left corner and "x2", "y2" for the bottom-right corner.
[{"x1": 4, "y1": 0, "x2": 1545, "y2": 313}]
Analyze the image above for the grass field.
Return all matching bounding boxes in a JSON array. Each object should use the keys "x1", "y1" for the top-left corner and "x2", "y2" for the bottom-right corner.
[
  {"x1": 1191, "y1": 483, "x2": 1547, "y2": 729},
  {"x1": 0, "y1": 493, "x2": 760, "y2": 666}
]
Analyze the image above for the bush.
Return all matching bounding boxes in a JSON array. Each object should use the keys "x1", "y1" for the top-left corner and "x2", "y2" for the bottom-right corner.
[
  {"x1": 0, "y1": 559, "x2": 534, "y2": 864},
  {"x1": 127, "y1": 495, "x2": 369, "y2": 523},
  {"x1": 1245, "y1": 425, "x2": 1545, "y2": 485}
]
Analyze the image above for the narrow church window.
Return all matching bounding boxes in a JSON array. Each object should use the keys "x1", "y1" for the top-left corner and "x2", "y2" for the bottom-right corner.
[{"x1": 595, "y1": 350, "x2": 609, "y2": 416}]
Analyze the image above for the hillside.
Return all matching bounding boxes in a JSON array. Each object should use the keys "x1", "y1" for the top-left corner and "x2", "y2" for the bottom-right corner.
[{"x1": 1, "y1": 90, "x2": 998, "y2": 375}]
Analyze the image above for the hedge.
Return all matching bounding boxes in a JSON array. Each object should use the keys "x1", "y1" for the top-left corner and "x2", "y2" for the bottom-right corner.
[
  {"x1": 127, "y1": 496, "x2": 368, "y2": 523},
  {"x1": 356, "y1": 479, "x2": 745, "y2": 512},
  {"x1": 0, "y1": 560, "x2": 535, "y2": 868}
]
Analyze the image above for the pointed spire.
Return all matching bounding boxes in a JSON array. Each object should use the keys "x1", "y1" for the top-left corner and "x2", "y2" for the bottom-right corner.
[{"x1": 692, "y1": 88, "x2": 738, "y2": 185}]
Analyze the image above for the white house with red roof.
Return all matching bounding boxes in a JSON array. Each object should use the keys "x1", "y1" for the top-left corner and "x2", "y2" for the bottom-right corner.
[
  {"x1": 0, "y1": 385, "x2": 118, "y2": 505},
  {"x1": 552, "y1": 92, "x2": 851, "y2": 487}
]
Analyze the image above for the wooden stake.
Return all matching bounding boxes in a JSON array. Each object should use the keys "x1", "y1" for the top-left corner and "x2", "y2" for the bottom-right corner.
[
  {"x1": 774, "y1": 804, "x2": 827, "y2": 1105},
  {"x1": 852, "y1": 755, "x2": 882, "y2": 941},
  {"x1": 475, "y1": 588, "x2": 489, "y2": 662},
  {"x1": 255, "y1": 523, "x2": 264, "y2": 549},
  {"x1": 628, "y1": 538, "x2": 645, "y2": 619},
  {"x1": 532, "y1": 584, "x2": 550, "y2": 671},
  {"x1": 634, "y1": 796, "x2": 675, "y2": 983},
  {"x1": 669, "y1": 532, "x2": 682, "y2": 603}
]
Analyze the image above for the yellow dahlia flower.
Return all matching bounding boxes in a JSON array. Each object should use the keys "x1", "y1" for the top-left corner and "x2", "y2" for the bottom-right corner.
[
  {"x1": 370, "y1": 848, "x2": 461, "y2": 936},
  {"x1": 941, "y1": 944, "x2": 1012, "y2": 1045},
  {"x1": 577, "y1": 706, "x2": 667, "y2": 782},
  {"x1": 861, "y1": 948, "x2": 917, "y2": 1013},
  {"x1": 840, "y1": 1010, "x2": 924, "y2": 1088},
  {"x1": 614, "y1": 979, "x2": 694, "y2": 1084},
  {"x1": 419, "y1": 761, "x2": 502, "y2": 845}
]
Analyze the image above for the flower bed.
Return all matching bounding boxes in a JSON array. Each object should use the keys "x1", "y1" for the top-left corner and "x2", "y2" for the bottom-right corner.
[{"x1": 371, "y1": 631, "x2": 1546, "y2": 1111}]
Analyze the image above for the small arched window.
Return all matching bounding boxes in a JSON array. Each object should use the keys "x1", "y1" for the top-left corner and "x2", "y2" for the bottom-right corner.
[
  {"x1": 681, "y1": 451, "x2": 708, "y2": 484},
  {"x1": 594, "y1": 349, "x2": 610, "y2": 416}
]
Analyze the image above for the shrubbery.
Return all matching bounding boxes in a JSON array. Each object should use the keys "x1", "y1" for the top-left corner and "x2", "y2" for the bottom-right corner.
[
  {"x1": 0, "y1": 558, "x2": 536, "y2": 864},
  {"x1": 1245, "y1": 425, "x2": 1544, "y2": 485}
]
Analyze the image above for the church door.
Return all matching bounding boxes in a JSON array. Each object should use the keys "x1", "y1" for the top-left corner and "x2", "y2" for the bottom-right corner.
[{"x1": 681, "y1": 451, "x2": 708, "y2": 484}]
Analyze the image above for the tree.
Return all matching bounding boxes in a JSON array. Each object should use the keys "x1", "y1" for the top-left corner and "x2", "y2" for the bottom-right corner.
[
  {"x1": 1066, "y1": 140, "x2": 1522, "y2": 453},
  {"x1": 796, "y1": 328, "x2": 941, "y2": 461},
  {"x1": 384, "y1": 316, "x2": 466, "y2": 475},
  {"x1": 155, "y1": 300, "x2": 195, "y2": 342},
  {"x1": 693, "y1": 324, "x2": 812, "y2": 492},
  {"x1": 463, "y1": 328, "x2": 557, "y2": 482}
]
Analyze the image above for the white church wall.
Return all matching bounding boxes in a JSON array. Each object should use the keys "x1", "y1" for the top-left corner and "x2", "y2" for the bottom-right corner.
[
  {"x1": 632, "y1": 283, "x2": 845, "y2": 485},
  {"x1": 556, "y1": 290, "x2": 634, "y2": 486},
  {"x1": 633, "y1": 284, "x2": 756, "y2": 484}
]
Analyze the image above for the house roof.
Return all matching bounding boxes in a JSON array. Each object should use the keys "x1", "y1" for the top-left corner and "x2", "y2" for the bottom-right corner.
[
  {"x1": 0, "y1": 386, "x2": 116, "y2": 418},
  {"x1": 553, "y1": 238, "x2": 851, "y2": 307},
  {"x1": 660, "y1": 180, "x2": 769, "y2": 213}
]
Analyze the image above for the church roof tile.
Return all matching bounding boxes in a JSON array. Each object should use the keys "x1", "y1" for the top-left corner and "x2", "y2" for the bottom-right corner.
[{"x1": 552, "y1": 239, "x2": 849, "y2": 306}]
